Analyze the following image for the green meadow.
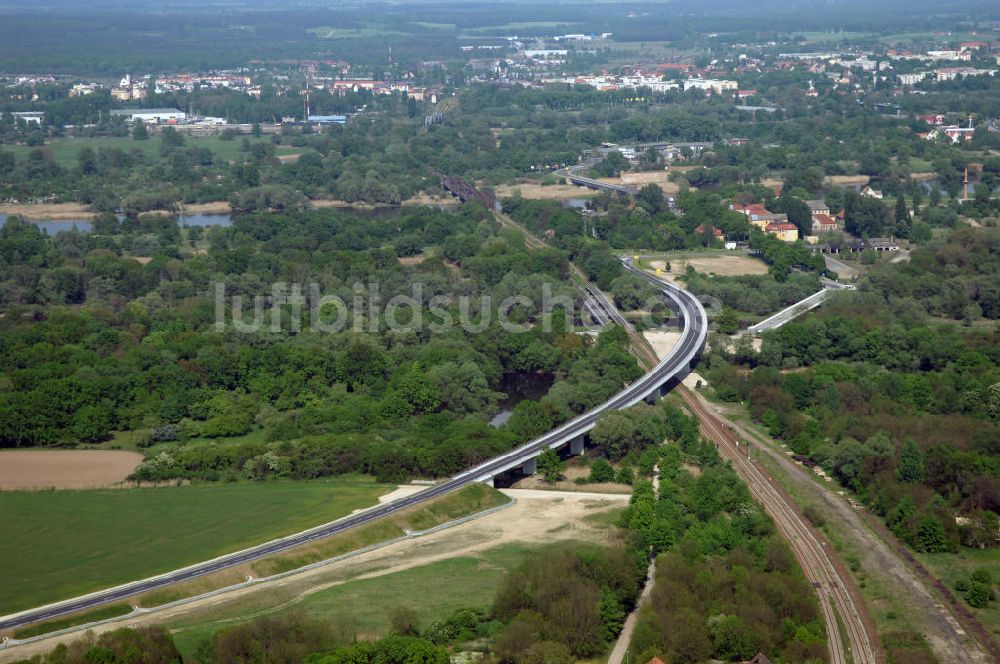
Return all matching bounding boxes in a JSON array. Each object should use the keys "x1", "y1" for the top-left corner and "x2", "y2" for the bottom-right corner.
[
  {"x1": 0, "y1": 479, "x2": 389, "y2": 615},
  {"x1": 4, "y1": 135, "x2": 302, "y2": 168}
]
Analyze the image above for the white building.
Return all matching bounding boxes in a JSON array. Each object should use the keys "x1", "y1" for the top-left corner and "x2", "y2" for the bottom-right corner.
[
  {"x1": 927, "y1": 50, "x2": 971, "y2": 61},
  {"x1": 523, "y1": 49, "x2": 569, "y2": 60},
  {"x1": 897, "y1": 72, "x2": 928, "y2": 86},
  {"x1": 109, "y1": 108, "x2": 187, "y2": 124},
  {"x1": 936, "y1": 67, "x2": 997, "y2": 81},
  {"x1": 12, "y1": 111, "x2": 43, "y2": 125},
  {"x1": 683, "y1": 78, "x2": 738, "y2": 94},
  {"x1": 69, "y1": 83, "x2": 102, "y2": 97}
]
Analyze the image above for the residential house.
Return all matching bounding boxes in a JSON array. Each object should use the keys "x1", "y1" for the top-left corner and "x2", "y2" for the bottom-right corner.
[
  {"x1": 69, "y1": 83, "x2": 102, "y2": 97},
  {"x1": 731, "y1": 203, "x2": 793, "y2": 230},
  {"x1": 942, "y1": 125, "x2": 976, "y2": 143},
  {"x1": 730, "y1": 202, "x2": 769, "y2": 216},
  {"x1": 731, "y1": 203, "x2": 769, "y2": 226},
  {"x1": 765, "y1": 222, "x2": 799, "y2": 242},
  {"x1": 695, "y1": 224, "x2": 724, "y2": 238},
  {"x1": 806, "y1": 199, "x2": 830, "y2": 216},
  {"x1": 860, "y1": 185, "x2": 883, "y2": 199},
  {"x1": 753, "y1": 212, "x2": 789, "y2": 230},
  {"x1": 811, "y1": 213, "x2": 839, "y2": 234},
  {"x1": 898, "y1": 72, "x2": 928, "y2": 86}
]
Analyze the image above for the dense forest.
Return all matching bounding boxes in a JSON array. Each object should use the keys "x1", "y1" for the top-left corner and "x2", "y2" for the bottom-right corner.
[
  {"x1": 705, "y1": 228, "x2": 1000, "y2": 575},
  {"x1": 0, "y1": 0, "x2": 984, "y2": 74},
  {"x1": 0, "y1": 203, "x2": 657, "y2": 484}
]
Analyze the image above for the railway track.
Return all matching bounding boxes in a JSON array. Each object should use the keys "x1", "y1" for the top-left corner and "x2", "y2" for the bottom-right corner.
[
  {"x1": 493, "y1": 206, "x2": 879, "y2": 663},
  {"x1": 680, "y1": 387, "x2": 880, "y2": 664}
]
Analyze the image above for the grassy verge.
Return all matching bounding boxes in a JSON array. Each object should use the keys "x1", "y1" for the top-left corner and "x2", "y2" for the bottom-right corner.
[
  {"x1": 11, "y1": 604, "x2": 132, "y2": 640},
  {"x1": 250, "y1": 483, "x2": 510, "y2": 578},
  {"x1": 919, "y1": 549, "x2": 1000, "y2": 641},
  {"x1": 170, "y1": 543, "x2": 531, "y2": 657},
  {"x1": 0, "y1": 479, "x2": 390, "y2": 614},
  {"x1": 133, "y1": 484, "x2": 510, "y2": 610}
]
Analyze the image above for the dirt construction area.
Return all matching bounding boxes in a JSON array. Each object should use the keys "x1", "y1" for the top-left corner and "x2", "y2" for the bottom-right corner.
[
  {"x1": 600, "y1": 170, "x2": 684, "y2": 194},
  {"x1": 648, "y1": 255, "x2": 769, "y2": 279},
  {"x1": 511, "y1": 464, "x2": 633, "y2": 494},
  {"x1": 0, "y1": 450, "x2": 144, "y2": 490},
  {"x1": 0, "y1": 488, "x2": 629, "y2": 662},
  {"x1": 493, "y1": 182, "x2": 598, "y2": 201}
]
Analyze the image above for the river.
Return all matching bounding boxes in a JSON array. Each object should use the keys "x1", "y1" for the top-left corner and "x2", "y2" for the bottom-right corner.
[
  {"x1": 0, "y1": 212, "x2": 235, "y2": 234},
  {"x1": 489, "y1": 372, "x2": 556, "y2": 427}
]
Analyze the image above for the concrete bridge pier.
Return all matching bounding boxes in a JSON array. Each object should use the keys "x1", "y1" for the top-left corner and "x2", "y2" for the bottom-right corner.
[
  {"x1": 522, "y1": 458, "x2": 537, "y2": 475},
  {"x1": 570, "y1": 436, "x2": 585, "y2": 456}
]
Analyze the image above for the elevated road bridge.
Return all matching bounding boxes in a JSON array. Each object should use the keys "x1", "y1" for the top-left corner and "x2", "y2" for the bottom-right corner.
[{"x1": 0, "y1": 264, "x2": 706, "y2": 634}]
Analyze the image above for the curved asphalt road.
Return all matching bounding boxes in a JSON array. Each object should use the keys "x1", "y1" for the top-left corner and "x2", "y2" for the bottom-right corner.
[{"x1": 0, "y1": 264, "x2": 706, "y2": 632}]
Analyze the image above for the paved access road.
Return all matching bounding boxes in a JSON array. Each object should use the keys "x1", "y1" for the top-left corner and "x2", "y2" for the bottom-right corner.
[{"x1": 0, "y1": 267, "x2": 706, "y2": 633}]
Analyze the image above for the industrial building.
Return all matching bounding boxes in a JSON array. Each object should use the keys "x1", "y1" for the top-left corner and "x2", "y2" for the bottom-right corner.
[
  {"x1": 307, "y1": 114, "x2": 347, "y2": 125},
  {"x1": 11, "y1": 111, "x2": 43, "y2": 125},
  {"x1": 109, "y1": 108, "x2": 187, "y2": 124}
]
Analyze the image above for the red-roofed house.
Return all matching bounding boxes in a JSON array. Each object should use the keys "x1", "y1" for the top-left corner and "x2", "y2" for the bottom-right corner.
[
  {"x1": 645, "y1": 658, "x2": 666, "y2": 664},
  {"x1": 731, "y1": 202, "x2": 769, "y2": 217},
  {"x1": 811, "y1": 213, "x2": 839, "y2": 234},
  {"x1": 765, "y1": 222, "x2": 799, "y2": 242},
  {"x1": 695, "y1": 224, "x2": 724, "y2": 238},
  {"x1": 861, "y1": 185, "x2": 883, "y2": 199},
  {"x1": 744, "y1": 654, "x2": 774, "y2": 664}
]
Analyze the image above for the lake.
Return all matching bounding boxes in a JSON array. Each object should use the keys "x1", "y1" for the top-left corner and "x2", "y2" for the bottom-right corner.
[{"x1": 0, "y1": 212, "x2": 234, "y2": 234}]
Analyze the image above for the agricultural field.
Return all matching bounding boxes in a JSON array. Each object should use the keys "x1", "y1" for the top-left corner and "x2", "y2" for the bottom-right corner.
[
  {"x1": 0, "y1": 450, "x2": 143, "y2": 490},
  {"x1": 3, "y1": 489, "x2": 624, "y2": 661},
  {"x1": 0, "y1": 478, "x2": 390, "y2": 615}
]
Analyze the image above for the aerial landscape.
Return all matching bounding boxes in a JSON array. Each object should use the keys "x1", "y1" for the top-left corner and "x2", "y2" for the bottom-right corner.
[{"x1": 1, "y1": 0, "x2": 999, "y2": 663}]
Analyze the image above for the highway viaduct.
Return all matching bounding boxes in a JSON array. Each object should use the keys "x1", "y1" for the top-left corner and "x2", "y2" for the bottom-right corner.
[{"x1": 0, "y1": 261, "x2": 707, "y2": 634}]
